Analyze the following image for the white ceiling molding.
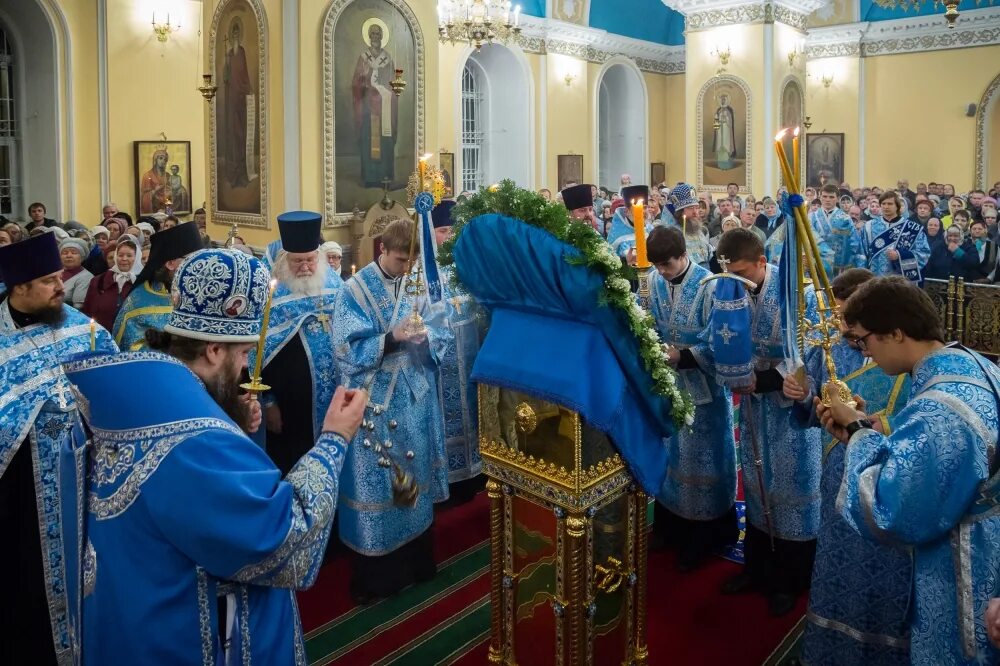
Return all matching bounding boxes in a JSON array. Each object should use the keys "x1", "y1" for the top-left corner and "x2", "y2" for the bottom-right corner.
[
  {"x1": 807, "y1": 5, "x2": 1000, "y2": 59},
  {"x1": 503, "y1": 14, "x2": 687, "y2": 74}
]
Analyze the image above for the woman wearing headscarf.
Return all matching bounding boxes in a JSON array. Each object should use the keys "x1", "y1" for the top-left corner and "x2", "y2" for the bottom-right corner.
[
  {"x1": 60, "y1": 237, "x2": 95, "y2": 309},
  {"x1": 104, "y1": 217, "x2": 126, "y2": 241},
  {"x1": 319, "y1": 240, "x2": 345, "y2": 280},
  {"x1": 82, "y1": 234, "x2": 143, "y2": 331},
  {"x1": 85, "y1": 226, "x2": 111, "y2": 275}
]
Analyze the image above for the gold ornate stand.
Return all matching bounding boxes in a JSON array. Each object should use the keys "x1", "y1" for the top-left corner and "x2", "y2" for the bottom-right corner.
[{"x1": 479, "y1": 385, "x2": 648, "y2": 665}]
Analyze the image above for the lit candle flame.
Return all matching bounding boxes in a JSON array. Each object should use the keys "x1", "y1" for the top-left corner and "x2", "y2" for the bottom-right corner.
[
  {"x1": 775, "y1": 128, "x2": 788, "y2": 142},
  {"x1": 793, "y1": 126, "x2": 800, "y2": 138}
]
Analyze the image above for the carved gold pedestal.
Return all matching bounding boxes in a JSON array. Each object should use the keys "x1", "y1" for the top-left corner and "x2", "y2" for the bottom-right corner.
[{"x1": 479, "y1": 385, "x2": 649, "y2": 666}]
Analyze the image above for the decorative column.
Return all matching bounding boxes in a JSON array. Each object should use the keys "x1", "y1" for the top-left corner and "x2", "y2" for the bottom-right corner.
[{"x1": 486, "y1": 479, "x2": 505, "y2": 664}]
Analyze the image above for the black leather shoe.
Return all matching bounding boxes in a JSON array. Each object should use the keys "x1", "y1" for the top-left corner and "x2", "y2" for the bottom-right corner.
[
  {"x1": 768, "y1": 592, "x2": 797, "y2": 617},
  {"x1": 720, "y1": 572, "x2": 754, "y2": 595}
]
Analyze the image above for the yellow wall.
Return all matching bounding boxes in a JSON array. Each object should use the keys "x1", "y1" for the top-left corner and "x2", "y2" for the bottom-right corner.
[
  {"x1": 809, "y1": 46, "x2": 1000, "y2": 191},
  {"x1": 805, "y1": 55, "x2": 862, "y2": 186},
  {"x1": 106, "y1": 0, "x2": 206, "y2": 224}
]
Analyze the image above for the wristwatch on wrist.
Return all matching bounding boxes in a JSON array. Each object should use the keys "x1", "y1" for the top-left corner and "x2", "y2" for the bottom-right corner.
[{"x1": 845, "y1": 418, "x2": 873, "y2": 438}]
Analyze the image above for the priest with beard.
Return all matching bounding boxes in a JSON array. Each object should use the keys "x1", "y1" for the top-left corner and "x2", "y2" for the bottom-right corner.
[
  {"x1": 258, "y1": 211, "x2": 343, "y2": 475},
  {"x1": 0, "y1": 233, "x2": 118, "y2": 666},
  {"x1": 332, "y1": 218, "x2": 451, "y2": 603},
  {"x1": 58, "y1": 248, "x2": 367, "y2": 664},
  {"x1": 113, "y1": 221, "x2": 203, "y2": 351}
]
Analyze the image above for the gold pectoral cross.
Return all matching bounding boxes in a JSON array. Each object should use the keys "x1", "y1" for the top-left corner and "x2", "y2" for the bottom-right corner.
[
  {"x1": 316, "y1": 312, "x2": 331, "y2": 333},
  {"x1": 449, "y1": 296, "x2": 463, "y2": 315}
]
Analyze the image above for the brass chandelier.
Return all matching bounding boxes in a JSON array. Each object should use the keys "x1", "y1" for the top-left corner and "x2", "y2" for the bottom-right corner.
[{"x1": 438, "y1": 0, "x2": 523, "y2": 50}]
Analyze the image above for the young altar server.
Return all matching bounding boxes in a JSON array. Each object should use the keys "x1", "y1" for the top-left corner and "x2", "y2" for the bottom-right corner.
[
  {"x1": 784, "y1": 269, "x2": 912, "y2": 665},
  {"x1": 712, "y1": 228, "x2": 823, "y2": 618},
  {"x1": 332, "y1": 218, "x2": 451, "y2": 603},
  {"x1": 646, "y1": 226, "x2": 738, "y2": 570},
  {"x1": 817, "y1": 276, "x2": 1000, "y2": 666}
]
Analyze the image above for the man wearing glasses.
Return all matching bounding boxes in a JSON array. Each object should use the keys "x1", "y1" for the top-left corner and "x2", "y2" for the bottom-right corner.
[
  {"x1": 816, "y1": 276, "x2": 1000, "y2": 666},
  {"x1": 782, "y1": 269, "x2": 912, "y2": 665}
]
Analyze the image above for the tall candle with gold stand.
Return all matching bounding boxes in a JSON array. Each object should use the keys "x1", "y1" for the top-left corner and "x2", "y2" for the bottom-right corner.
[
  {"x1": 792, "y1": 127, "x2": 801, "y2": 189},
  {"x1": 774, "y1": 130, "x2": 852, "y2": 407},
  {"x1": 241, "y1": 279, "x2": 277, "y2": 395},
  {"x1": 632, "y1": 199, "x2": 649, "y2": 268}
]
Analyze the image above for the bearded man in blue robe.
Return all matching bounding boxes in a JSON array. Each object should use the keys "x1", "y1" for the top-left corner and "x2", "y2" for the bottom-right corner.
[
  {"x1": 60, "y1": 248, "x2": 366, "y2": 665},
  {"x1": 0, "y1": 232, "x2": 118, "y2": 665}
]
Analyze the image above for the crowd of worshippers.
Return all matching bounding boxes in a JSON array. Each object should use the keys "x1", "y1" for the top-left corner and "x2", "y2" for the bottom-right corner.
[
  {"x1": 542, "y1": 176, "x2": 1000, "y2": 284},
  {"x1": 3, "y1": 179, "x2": 1000, "y2": 666},
  {"x1": 0, "y1": 202, "x2": 347, "y2": 337}
]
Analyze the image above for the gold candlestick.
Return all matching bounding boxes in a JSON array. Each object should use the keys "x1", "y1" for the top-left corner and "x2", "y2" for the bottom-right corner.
[
  {"x1": 774, "y1": 130, "x2": 853, "y2": 408},
  {"x1": 241, "y1": 279, "x2": 277, "y2": 395}
]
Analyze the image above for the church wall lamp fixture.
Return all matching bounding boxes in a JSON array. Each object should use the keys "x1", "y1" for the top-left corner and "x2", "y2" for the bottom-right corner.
[
  {"x1": 152, "y1": 11, "x2": 181, "y2": 43},
  {"x1": 711, "y1": 45, "x2": 731, "y2": 73},
  {"x1": 198, "y1": 74, "x2": 218, "y2": 103},
  {"x1": 821, "y1": 73, "x2": 834, "y2": 88},
  {"x1": 564, "y1": 72, "x2": 577, "y2": 86}
]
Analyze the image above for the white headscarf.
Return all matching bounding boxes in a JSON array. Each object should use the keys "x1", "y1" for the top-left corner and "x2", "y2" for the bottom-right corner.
[{"x1": 111, "y1": 234, "x2": 144, "y2": 290}]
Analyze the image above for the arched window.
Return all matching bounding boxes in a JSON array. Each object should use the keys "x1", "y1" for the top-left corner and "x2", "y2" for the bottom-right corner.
[
  {"x1": 0, "y1": 25, "x2": 19, "y2": 218},
  {"x1": 460, "y1": 62, "x2": 485, "y2": 193}
]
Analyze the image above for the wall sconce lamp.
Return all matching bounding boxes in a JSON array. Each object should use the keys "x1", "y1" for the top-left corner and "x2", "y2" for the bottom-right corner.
[
  {"x1": 564, "y1": 72, "x2": 577, "y2": 87},
  {"x1": 711, "y1": 46, "x2": 732, "y2": 73},
  {"x1": 803, "y1": 115, "x2": 813, "y2": 130},
  {"x1": 152, "y1": 12, "x2": 181, "y2": 43},
  {"x1": 788, "y1": 43, "x2": 805, "y2": 68},
  {"x1": 821, "y1": 73, "x2": 834, "y2": 88}
]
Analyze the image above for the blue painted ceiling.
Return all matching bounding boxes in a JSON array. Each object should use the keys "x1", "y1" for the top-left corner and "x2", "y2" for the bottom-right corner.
[{"x1": 520, "y1": 0, "x2": 686, "y2": 46}]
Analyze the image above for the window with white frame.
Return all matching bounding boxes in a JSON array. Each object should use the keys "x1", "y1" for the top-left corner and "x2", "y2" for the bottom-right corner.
[
  {"x1": 460, "y1": 62, "x2": 485, "y2": 193},
  {"x1": 0, "y1": 25, "x2": 19, "y2": 219}
]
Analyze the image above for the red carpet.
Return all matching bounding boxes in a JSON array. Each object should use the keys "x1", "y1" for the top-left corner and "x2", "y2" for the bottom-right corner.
[{"x1": 298, "y1": 490, "x2": 804, "y2": 665}]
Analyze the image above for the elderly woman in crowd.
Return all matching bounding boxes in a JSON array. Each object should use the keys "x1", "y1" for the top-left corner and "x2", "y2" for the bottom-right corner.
[
  {"x1": 83, "y1": 234, "x2": 143, "y2": 331},
  {"x1": 320, "y1": 241, "x2": 345, "y2": 280},
  {"x1": 60, "y1": 237, "x2": 95, "y2": 309},
  {"x1": 925, "y1": 224, "x2": 977, "y2": 280},
  {"x1": 104, "y1": 217, "x2": 126, "y2": 241},
  {"x1": 85, "y1": 226, "x2": 111, "y2": 275}
]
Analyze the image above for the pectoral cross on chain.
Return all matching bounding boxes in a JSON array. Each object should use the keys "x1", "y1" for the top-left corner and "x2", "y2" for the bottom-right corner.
[
  {"x1": 718, "y1": 253, "x2": 731, "y2": 274},
  {"x1": 716, "y1": 323, "x2": 736, "y2": 345},
  {"x1": 316, "y1": 312, "x2": 331, "y2": 333},
  {"x1": 449, "y1": 296, "x2": 464, "y2": 315}
]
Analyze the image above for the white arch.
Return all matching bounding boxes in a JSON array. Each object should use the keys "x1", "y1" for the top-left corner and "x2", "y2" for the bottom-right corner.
[
  {"x1": 453, "y1": 42, "x2": 536, "y2": 190},
  {"x1": 591, "y1": 56, "x2": 649, "y2": 192},
  {"x1": 0, "y1": 0, "x2": 71, "y2": 220},
  {"x1": 975, "y1": 71, "x2": 1000, "y2": 191}
]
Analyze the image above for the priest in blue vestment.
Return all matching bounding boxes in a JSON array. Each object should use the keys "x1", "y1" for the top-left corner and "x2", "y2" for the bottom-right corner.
[
  {"x1": 60, "y1": 248, "x2": 366, "y2": 665},
  {"x1": 817, "y1": 277, "x2": 1000, "y2": 666},
  {"x1": 784, "y1": 269, "x2": 912, "y2": 666},
  {"x1": 850, "y1": 191, "x2": 930, "y2": 283},
  {"x1": 332, "y1": 218, "x2": 451, "y2": 603},
  {"x1": 608, "y1": 184, "x2": 654, "y2": 262},
  {"x1": 257, "y1": 211, "x2": 343, "y2": 475},
  {"x1": 646, "y1": 225, "x2": 738, "y2": 570},
  {"x1": 713, "y1": 228, "x2": 823, "y2": 618},
  {"x1": 0, "y1": 233, "x2": 117, "y2": 666},
  {"x1": 112, "y1": 221, "x2": 203, "y2": 350},
  {"x1": 431, "y1": 201, "x2": 483, "y2": 501}
]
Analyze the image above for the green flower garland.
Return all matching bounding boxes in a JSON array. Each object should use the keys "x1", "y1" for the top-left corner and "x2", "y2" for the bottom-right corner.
[{"x1": 438, "y1": 179, "x2": 695, "y2": 429}]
